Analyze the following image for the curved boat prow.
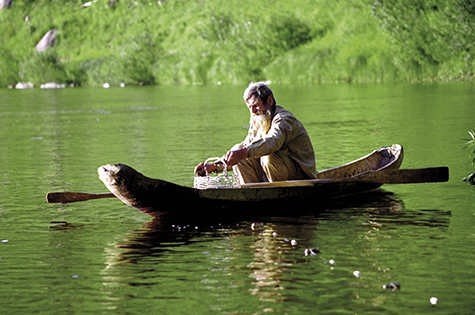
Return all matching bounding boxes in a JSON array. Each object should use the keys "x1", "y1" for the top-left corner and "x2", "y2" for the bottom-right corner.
[
  {"x1": 98, "y1": 163, "x2": 140, "y2": 208},
  {"x1": 98, "y1": 163, "x2": 199, "y2": 212}
]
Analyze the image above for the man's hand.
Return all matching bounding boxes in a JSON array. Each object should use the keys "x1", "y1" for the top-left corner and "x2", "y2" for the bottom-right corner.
[
  {"x1": 225, "y1": 147, "x2": 248, "y2": 166},
  {"x1": 194, "y1": 161, "x2": 218, "y2": 176}
]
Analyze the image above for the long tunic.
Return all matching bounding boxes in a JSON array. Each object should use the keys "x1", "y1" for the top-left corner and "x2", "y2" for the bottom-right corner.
[{"x1": 238, "y1": 105, "x2": 317, "y2": 178}]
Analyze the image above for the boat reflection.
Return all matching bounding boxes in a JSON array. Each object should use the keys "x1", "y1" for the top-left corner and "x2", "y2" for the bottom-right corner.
[
  {"x1": 103, "y1": 191, "x2": 401, "y2": 261},
  {"x1": 100, "y1": 190, "x2": 451, "y2": 307},
  {"x1": 103, "y1": 190, "x2": 451, "y2": 264}
]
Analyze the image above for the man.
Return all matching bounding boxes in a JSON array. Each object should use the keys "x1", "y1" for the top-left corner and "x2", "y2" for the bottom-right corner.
[{"x1": 194, "y1": 81, "x2": 316, "y2": 184}]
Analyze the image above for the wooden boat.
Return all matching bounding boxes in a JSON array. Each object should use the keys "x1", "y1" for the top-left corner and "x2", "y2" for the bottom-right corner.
[
  {"x1": 94, "y1": 144, "x2": 414, "y2": 216},
  {"x1": 46, "y1": 143, "x2": 449, "y2": 218}
]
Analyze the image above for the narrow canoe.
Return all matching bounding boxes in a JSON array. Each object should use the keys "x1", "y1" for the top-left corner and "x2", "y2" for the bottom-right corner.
[{"x1": 97, "y1": 144, "x2": 405, "y2": 216}]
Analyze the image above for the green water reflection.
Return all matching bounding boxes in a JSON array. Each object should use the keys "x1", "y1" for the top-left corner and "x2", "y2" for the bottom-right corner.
[{"x1": 0, "y1": 83, "x2": 474, "y2": 314}]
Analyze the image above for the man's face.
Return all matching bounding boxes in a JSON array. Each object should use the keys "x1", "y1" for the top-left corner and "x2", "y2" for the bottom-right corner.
[{"x1": 245, "y1": 96, "x2": 271, "y2": 116}]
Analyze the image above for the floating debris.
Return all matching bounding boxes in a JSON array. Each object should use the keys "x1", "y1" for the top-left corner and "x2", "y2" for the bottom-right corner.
[
  {"x1": 71, "y1": 274, "x2": 80, "y2": 279},
  {"x1": 250, "y1": 222, "x2": 264, "y2": 231},
  {"x1": 290, "y1": 239, "x2": 298, "y2": 246},
  {"x1": 50, "y1": 221, "x2": 71, "y2": 230},
  {"x1": 328, "y1": 259, "x2": 336, "y2": 265},
  {"x1": 463, "y1": 172, "x2": 475, "y2": 185},
  {"x1": 1, "y1": 239, "x2": 8, "y2": 244},
  {"x1": 353, "y1": 270, "x2": 361, "y2": 278},
  {"x1": 272, "y1": 232, "x2": 278, "y2": 237},
  {"x1": 430, "y1": 296, "x2": 439, "y2": 305},
  {"x1": 304, "y1": 248, "x2": 320, "y2": 256},
  {"x1": 382, "y1": 281, "x2": 400, "y2": 291}
]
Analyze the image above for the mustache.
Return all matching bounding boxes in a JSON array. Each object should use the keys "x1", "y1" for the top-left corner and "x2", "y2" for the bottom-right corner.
[
  {"x1": 252, "y1": 109, "x2": 272, "y2": 118},
  {"x1": 251, "y1": 112, "x2": 272, "y2": 125}
]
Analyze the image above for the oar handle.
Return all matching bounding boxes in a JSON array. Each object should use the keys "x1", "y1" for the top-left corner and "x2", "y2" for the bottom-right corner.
[
  {"x1": 241, "y1": 167, "x2": 449, "y2": 188},
  {"x1": 353, "y1": 167, "x2": 449, "y2": 183},
  {"x1": 46, "y1": 191, "x2": 115, "y2": 204}
]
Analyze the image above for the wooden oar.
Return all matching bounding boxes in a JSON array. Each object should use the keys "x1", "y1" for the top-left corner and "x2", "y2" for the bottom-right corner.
[
  {"x1": 46, "y1": 192, "x2": 115, "y2": 204},
  {"x1": 46, "y1": 167, "x2": 449, "y2": 203},
  {"x1": 351, "y1": 166, "x2": 449, "y2": 184},
  {"x1": 241, "y1": 166, "x2": 449, "y2": 188}
]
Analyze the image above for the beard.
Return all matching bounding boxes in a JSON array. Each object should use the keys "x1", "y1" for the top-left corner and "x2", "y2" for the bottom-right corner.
[{"x1": 250, "y1": 110, "x2": 272, "y2": 139}]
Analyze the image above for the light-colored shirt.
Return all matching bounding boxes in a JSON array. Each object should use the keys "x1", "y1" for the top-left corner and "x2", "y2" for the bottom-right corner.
[{"x1": 240, "y1": 105, "x2": 317, "y2": 178}]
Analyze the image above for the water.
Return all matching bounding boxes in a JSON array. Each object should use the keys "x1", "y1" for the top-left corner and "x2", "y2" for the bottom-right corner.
[{"x1": 0, "y1": 83, "x2": 474, "y2": 314}]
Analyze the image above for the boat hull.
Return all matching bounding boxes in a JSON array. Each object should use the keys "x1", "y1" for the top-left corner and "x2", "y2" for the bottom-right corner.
[
  {"x1": 97, "y1": 144, "x2": 403, "y2": 217},
  {"x1": 136, "y1": 180, "x2": 382, "y2": 216}
]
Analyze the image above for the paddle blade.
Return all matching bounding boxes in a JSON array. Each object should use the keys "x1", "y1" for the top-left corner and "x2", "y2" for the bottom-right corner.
[{"x1": 46, "y1": 192, "x2": 115, "y2": 203}]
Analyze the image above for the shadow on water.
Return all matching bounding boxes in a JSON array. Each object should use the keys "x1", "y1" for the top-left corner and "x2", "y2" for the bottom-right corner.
[{"x1": 106, "y1": 189, "x2": 451, "y2": 265}]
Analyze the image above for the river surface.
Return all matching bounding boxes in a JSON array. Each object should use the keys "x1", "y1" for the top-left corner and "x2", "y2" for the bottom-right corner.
[{"x1": 0, "y1": 83, "x2": 474, "y2": 314}]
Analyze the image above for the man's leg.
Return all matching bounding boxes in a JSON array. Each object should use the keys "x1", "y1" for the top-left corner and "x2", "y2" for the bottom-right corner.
[
  {"x1": 233, "y1": 158, "x2": 267, "y2": 184},
  {"x1": 261, "y1": 153, "x2": 308, "y2": 182}
]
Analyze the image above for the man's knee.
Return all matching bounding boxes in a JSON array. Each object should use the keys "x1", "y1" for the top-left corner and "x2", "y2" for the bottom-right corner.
[
  {"x1": 261, "y1": 155, "x2": 289, "y2": 181},
  {"x1": 234, "y1": 158, "x2": 266, "y2": 183}
]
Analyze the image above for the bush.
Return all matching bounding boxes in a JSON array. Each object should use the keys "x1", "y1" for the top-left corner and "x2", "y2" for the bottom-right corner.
[
  {"x1": 0, "y1": 0, "x2": 473, "y2": 86},
  {"x1": 18, "y1": 51, "x2": 69, "y2": 84},
  {"x1": 0, "y1": 48, "x2": 19, "y2": 86}
]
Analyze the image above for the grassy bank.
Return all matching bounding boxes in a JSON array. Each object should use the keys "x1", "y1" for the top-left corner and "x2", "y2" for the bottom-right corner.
[{"x1": 0, "y1": 0, "x2": 473, "y2": 87}]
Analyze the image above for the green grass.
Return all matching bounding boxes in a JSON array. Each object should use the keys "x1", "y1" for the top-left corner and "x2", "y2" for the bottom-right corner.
[{"x1": 0, "y1": 0, "x2": 473, "y2": 87}]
